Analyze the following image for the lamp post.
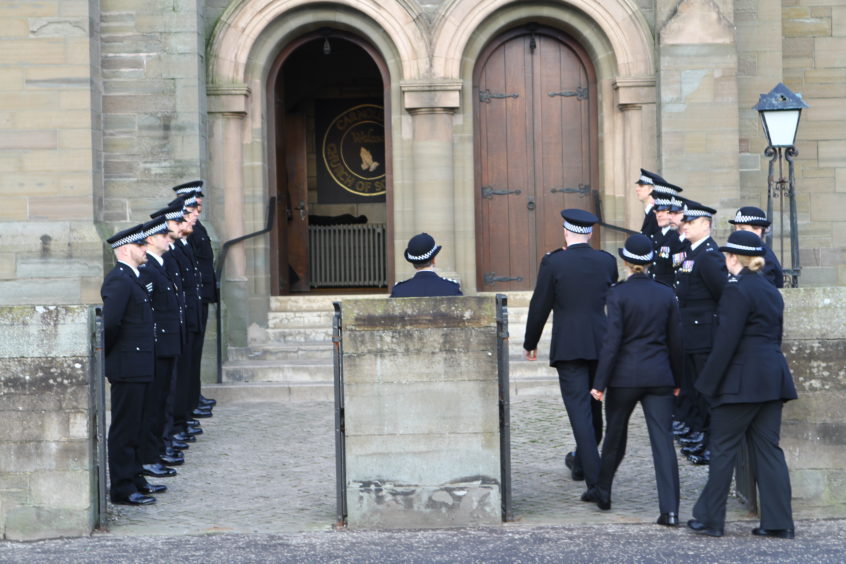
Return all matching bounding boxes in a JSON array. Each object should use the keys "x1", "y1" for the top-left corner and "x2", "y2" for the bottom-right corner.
[{"x1": 754, "y1": 82, "x2": 808, "y2": 288}]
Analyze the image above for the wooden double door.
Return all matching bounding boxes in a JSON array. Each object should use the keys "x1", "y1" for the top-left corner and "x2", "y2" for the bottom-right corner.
[{"x1": 474, "y1": 26, "x2": 598, "y2": 292}]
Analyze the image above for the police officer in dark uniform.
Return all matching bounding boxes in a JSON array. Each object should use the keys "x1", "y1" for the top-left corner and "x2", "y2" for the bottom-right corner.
[
  {"x1": 173, "y1": 180, "x2": 217, "y2": 411},
  {"x1": 390, "y1": 233, "x2": 462, "y2": 297},
  {"x1": 635, "y1": 170, "x2": 682, "y2": 237},
  {"x1": 673, "y1": 201, "x2": 728, "y2": 465},
  {"x1": 523, "y1": 209, "x2": 618, "y2": 498},
  {"x1": 102, "y1": 224, "x2": 166, "y2": 505},
  {"x1": 649, "y1": 194, "x2": 686, "y2": 287},
  {"x1": 137, "y1": 217, "x2": 184, "y2": 477},
  {"x1": 688, "y1": 230, "x2": 797, "y2": 538},
  {"x1": 589, "y1": 234, "x2": 683, "y2": 526},
  {"x1": 727, "y1": 206, "x2": 784, "y2": 288}
]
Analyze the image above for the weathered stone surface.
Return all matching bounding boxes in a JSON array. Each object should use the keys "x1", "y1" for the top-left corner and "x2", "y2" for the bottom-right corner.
[{"x1": 3, "y1": 506, "x2": 91, "y2": 542}]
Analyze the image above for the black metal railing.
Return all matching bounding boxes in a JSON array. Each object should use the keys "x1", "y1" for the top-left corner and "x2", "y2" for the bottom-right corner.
[{"x1": 496, "y1": 294, "x2": 513, "y2": 522}]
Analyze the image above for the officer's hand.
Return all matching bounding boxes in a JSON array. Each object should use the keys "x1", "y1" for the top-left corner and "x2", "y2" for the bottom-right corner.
[
  {"x1": 673, "y1": 387, "x2": 680, "y2": 397},
  {"x1": 590, "y1": 389, "x2": 604, "y2": 402},
  {"x1": 523, "y1": 349, "x2": 537, "y2": 361}
]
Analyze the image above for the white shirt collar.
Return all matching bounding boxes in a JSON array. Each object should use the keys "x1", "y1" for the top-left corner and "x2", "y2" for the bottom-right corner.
[
  {"x1": 690, "y1": 238, "x2": 707, "y2": 251},
  {"x1": 118, "y1": 260, "x2": 140, "y2": 278},
  {"x1": 180, "y1": 238, "x2": 189, "y2": 246},
  {"x1": 147, "y1": 251, "x2": 165, "y2": 266},
  {"x1": 661, "y1": 225, "x2": 671, "y2": 235},
  {"x1": 644, "y1": 203, "x2": 653, "y2": 214}
]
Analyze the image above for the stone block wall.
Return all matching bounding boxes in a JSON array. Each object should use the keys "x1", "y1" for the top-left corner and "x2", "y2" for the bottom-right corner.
[
  {"x1": 0, "y1": 306, "x2": 96, "y2": 541},
  {"x1": 341, "y1": 297, "x2": 503, "y2": 528}
]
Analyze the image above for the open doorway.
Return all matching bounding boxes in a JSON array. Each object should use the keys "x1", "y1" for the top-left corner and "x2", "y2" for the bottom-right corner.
[{"x1": 270, "y1": 31, "x2": 391, "y2": 294}]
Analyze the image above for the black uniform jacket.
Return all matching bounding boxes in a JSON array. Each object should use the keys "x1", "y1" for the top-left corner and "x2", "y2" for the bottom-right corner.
[
  {"x1": 593, "y1": 274, "x2": 683, "y2": 391},
  {"x1": 641, "y1": 207, "x2": 659, "y2": 237},
  {"x1": 763, "y1": 244, "x2": 784, "y2": 289},
  {"x1": 390, "y1": 270, "x2": 462, "y2": 298},
  {"x1": 673, "y1": 237, "x2": 727, "y2": 353},
  {"x1": 189, "y1": 220, "x2": 218, "y2": 303},
  {"x1": 523, "y1": 243, "x2": 619, "y2": 364},
  {"x1": 101, "y1": 262, "x2": 155, "y2": 383},
  {"x1": 139, "y1": 254, "x2": 183, "y2": 358},
  {"x1": 695, "y1": 269, "x2": 797, "y2": 406},
  {"x1": 650, "y1": 227, "x2": 684, "y2": 287},
  {"x1": 171, "y1": 240, "x2": 203, "y2": 333}
]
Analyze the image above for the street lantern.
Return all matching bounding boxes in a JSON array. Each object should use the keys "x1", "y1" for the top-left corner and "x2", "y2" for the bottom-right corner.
[
  {"x1": 753, "y1": 82, "x2": 809, "y2": 288},
  {"x1": 754, "y1": 83, "x2": 808, "y2": 148}
]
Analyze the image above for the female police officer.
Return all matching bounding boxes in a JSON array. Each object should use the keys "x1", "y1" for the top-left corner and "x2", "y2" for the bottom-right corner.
[
  {"x1": 688, "y1": 230, "x2": 798, "y2": 538},
  {"x1": 588, "y1": 234, "x2": 683, "y2": 526}
]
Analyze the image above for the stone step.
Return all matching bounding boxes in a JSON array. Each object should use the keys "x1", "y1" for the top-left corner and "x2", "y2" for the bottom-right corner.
[
  {"x1": 228, "y1": 343, "x2": 334, "y2": 362},
  {"x1": 269, "y1": 294, "x2": 384, "y2": 313},
  {"x1": 265, "y1": 326, "x2": 334, "y2": 344},
  {"x1": 266, "y1": 310, "x2": 335, "y2": 329},
  {"x1": 222, "y1": 359, "x2": 333, "y2": 383}
]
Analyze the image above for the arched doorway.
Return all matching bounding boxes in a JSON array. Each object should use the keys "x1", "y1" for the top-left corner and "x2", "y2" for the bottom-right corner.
[
  {"x1": 473, "y1": 25, "x2": 599, "y2": 292},
  {"x1": 268, "y1": 31, "x2": 391, "y2": 294}
]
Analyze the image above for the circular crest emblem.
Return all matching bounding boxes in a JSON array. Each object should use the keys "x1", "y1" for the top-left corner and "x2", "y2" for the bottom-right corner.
[{"x1": 321, "y1": 104, "x2": 385, "y2": 197}]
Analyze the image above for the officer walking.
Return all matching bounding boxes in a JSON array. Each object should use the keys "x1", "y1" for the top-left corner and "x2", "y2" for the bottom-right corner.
[
  {"x1": 101, "y1": 224, "x2": 166, "y2": 505},
  {"x1": 390, "y1": 233, "x2": 462, "y2": 297},
  {"x1": 523, "y1": 209, "x2": 618, "y2": 499},
  {"x1": 728, "y1": 206, "x2": 784, "y2": 288}
]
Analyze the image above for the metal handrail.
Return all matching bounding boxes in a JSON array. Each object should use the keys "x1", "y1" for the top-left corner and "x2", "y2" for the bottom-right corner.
[
  {"x1": 215, "y1": 197, "x2": 277, "y2": 383},
  {"x1": 593, "y1": 190, "x2": 639, "y2": 236}
]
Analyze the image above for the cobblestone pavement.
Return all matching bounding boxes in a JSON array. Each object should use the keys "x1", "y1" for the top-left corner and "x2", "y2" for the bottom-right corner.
[{"x1": 106, "y1": 393, "x2": 755, "y2": 535}]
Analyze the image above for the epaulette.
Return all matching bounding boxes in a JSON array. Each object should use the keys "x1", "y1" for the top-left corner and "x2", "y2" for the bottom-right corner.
[
  {"x1": 728, "y1": 275, "x2": 739, "y2": 283},
  {"x1": 546, "y1": 247, "x2": 565, "y2": 256},
  {"x1": 392, "y1": 279, "x2": 409, "y2": 287},
  {"x1": 443, "y1": 277, "x2": 460, "y2": 285}
]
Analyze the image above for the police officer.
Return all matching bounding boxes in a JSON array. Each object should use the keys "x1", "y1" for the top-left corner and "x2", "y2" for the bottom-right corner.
[
  {"x1": 523, "y1": 209, "x2": 618, "y2": 498},
  {"x1": 635, "y1": 170, "x2": 682, "y2": 237},
  {"x1": 390, "y1": 233, "x2": 462, "y2": 297},
  {"x1": 649, "y1": 194, "x2": 686, "y2": 287},
  {"x1": 688, "y1": 230, "x2": 797, "y2": 538},
  {"x1": 102, "y1": 224, "x2": 166, "y2": 505},
  {"x1": 137, "y1": 217, "x2": 184, "y2": 477},
  {"x1": 589, "y1": 234, "x2": 683, "y2": 526},
  {"x1": 173, "y1": 180, "x2": 217, "y2": 411},
  {"x1": 727, "y1": 206, "x2": 784, "y2": 288},
  {"x1": 673, "y1": 201, "x2": 728, "y2": 465}
]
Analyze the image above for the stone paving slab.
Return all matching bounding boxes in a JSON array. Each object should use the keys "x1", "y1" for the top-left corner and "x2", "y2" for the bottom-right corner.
[{"x1": 105, "y1": 394, "x2": 765, "y2": 535}]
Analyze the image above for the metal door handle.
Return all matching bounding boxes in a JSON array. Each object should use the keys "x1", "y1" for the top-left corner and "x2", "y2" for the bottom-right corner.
[
  {"x1": 297, "y1": 201, "x2": 306, "y2": 220},
  {"x1": 527, "y1": 196, "x2": 536, "y2": 211},
  {"x1": 484, "y1": 273, "x2": 523, "y2": 285},
  {"x1": 482, "y1": 185, "x2": 522, "y2": 199}
]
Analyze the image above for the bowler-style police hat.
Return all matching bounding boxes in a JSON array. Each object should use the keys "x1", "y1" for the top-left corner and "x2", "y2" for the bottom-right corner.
[
  {"x1": 172, "y1": 180, "x2": 205, "y2": 198},
  {"x1": 618, "y1": 233, "x2": 654, "y2": 265},
  {"x1": 107, "y1": 224, "x2": 147, "y2": 249},
  {"x1": 728, "y1": 206, "x2": 770, "y2": 228},
  {"x1": 142, "y1": 217, "x2": 169, "y2": 238},
  {"x1": 404, "y1": 233, "x2": 441, "y2": 264},
  {"x1": 150, "y1": 202, "x2": 186, "y2": 222},
  {"x1": 560, "y1": 208, "x2": 598, "y2": 234},
  {"x1": 168, "y1": 194, "x2": 198, "y2": 210},
  {"x1": 719, "y1": 230, "x2": 766, "y2": 256},
  {"x1": 650, "y1": 179, "x2": 683, "y2": 198},
  {"x1": 682, "y1": 200, "x2": 717, "y2": 222},
  {"x1": 654, "y1": 195, "x2": 686, "y2": 212},
  {"x1": 636, "y1": 169, "x2": 660, "y2": 185}
]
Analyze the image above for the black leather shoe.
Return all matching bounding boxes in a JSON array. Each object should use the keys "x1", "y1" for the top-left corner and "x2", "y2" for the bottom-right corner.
[
  {"x1": 171, "y1": 439, "x2": 190, "y2": 450},
  {"x1": 191, "y1": 408, "x2": 212, "y2": 418},
  {"x1": 752, "y1": 527, "x2": 795, "y2": 539},
  {"x1": 580, "y1": 488, "x2": 611, "y2": 510},
  {"x1": 172, "y1": 432, "x2": 197, "y2": 443},
  {"x1": 139, "y1": 483, "x2": 167, "y2": 494},
  {"x1": 678, "y1": 431, "x2": 705, "y2": 445},
  {"x1": 142, "y1": 463, "x2": 177, "y2": 478},
  {"x1": 672, "y1": 420, "x2": 686, "y2": 431},
  {"x1": 159, "y1": 454, "x2": 184, "y2": 466},
  {"x1": 186, "y1": 418, "x2": 201, "y2": 426},
  {"x1": 681, "y1": 443, "x2": 705, "y2": 456},
  {"x1": 673, "y1": 424, "x2": 691, "y2": 437},
  {"x1": 687, "y1": 450, "x2": 711, "y2": 465},
  {"x1": 657, "y1": 513, "x2": 679, "y2": 527},
  {"x1": 688, "y1": 519, "x2": 723, "y2": 537},
  {"x1": 163, "y1": 447, "x2": 183, "y2": 458},
  {"x1": 565, "y1": 451, "x2": 585, "y2": 481},
  {"x1": 199, "y1": 395, "x2": 216, "y2": 407},
  {"x1": 112, "y1": 492, "x2": 156, "y2": 506},
  {"x1": 183, "y1": 426, "x2": 203, "y2": 436}
]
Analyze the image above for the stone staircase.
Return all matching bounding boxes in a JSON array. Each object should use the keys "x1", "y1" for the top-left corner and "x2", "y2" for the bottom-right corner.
[{"x1": 214, "y1": 293, "x2": 559, "y2": 401}]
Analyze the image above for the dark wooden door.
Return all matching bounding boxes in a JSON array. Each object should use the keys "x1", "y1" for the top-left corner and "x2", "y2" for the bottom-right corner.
[
  {"x1": 285, "y1": 112, "x2": 310, "y2": 291},
  {"x1": 475, "y1": 28, "x2": 597, "y2": 291}
]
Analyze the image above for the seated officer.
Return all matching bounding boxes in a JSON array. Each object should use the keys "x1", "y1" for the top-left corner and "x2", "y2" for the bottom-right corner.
[
  {"x1": 390, "y1": 233, "x2": 462, "y2": 297},
  {"x1": 728, "y1": 206, "x2": 784, "y2": 288}
]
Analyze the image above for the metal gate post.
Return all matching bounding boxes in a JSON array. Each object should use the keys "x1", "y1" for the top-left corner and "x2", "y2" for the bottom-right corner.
[
  {"x1": 332, "y1": 301, "x2": 347, "y2": 528},
  {"x1": 90, "y1": 306, "x2": 108, "y2": 530},
  {"x1": 496, "y1": 294, "x2": 513, "y2": 522}
]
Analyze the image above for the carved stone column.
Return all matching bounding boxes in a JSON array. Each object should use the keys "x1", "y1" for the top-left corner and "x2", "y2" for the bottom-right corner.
[{"x1": 614, "y1": 76, "x2": 657, "y2": 229}]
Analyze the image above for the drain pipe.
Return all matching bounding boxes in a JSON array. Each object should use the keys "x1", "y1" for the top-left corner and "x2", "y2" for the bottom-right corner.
[{"x1": 214, "y1": 197, "x2": 276, "y2": 383}]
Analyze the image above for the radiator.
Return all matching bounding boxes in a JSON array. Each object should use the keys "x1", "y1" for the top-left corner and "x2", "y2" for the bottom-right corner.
[{"x1": 308, "y1": 224, "x2": 387, "y2": 288}]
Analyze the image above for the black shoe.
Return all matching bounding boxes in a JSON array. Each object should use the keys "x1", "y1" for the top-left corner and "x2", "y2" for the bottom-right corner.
[
  {"x1": 672, "y1": 420, "x2": 686, "y2": 431},
  {"x1": 141, "y1": 463, "x2": 177, "y2": 478},
  {"x1": 681, "y1": 443, "x2": 705, "y2": 456},
  {"x1": 687, "y1": 450, "x2": 711, "y2": 465},
  {"x1": 159, "y1": 454, "x2": 184, "y2": 466},
  {"x1": 186, "y1": 418, "x2": 201, "y2": 426},
  {"x1": 657, "y1": 513, "x2": 679, "y2": 527},
  {"x1": 163, "y1": 447, "x2": 183, "y2": 458},
  {"x1": 673, "y1": 424, "x2": 691, "y2": 437},
  {"x1": 191, "y1": 408, "x2": 213, "y2": 419},
  {"x1": 678, "y1": 431, "x2": 705, "y2": 445},
  {"x1": 184, "y1": 426, "x2": 203, "y2": 436},
  {"x1": 565, "y1": 451, "x2": 585, "y2": 481},
  {"x1": 687, "y1": 519, "x2": 723, "y2": 537},
  {"x1": 171, "y1": 439, "x2": 190, "y2": 450},
  {"x1": 112, "y1": 492, "x2": 156, "y2": 506},
  {"x1": 172, "y1": 432, "x2": 197, "y2": 443},
  {"x1": 581, "y1": 488, "x2": 611, "y2": 511},
  {"x1": 139, "y1": 483, "x2": 167, "y2": 494},
  {"x1": 752, "y1": 527, "x2": 795, "y2": 539},
  {"x1": 199, "y1": 395, "x2": 216, "y2": 407}
]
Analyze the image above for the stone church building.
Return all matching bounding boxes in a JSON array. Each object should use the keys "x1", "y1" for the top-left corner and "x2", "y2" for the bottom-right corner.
[{"x1": 2, "y1": 0, "x2": 845, "y2": 352}]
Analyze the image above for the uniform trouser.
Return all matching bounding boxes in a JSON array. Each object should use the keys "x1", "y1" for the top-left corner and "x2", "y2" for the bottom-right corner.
[
  {"x1": 678, "y1": 352, "x2": 711, "y2": 442},
  {"x1": 160, "y1": 355, "x2": 180, "y2": 450},
  {"x1": 556, "y1": 360, "x2": 603, "y2": 487},
  {"x1": 174, "y1": 331, "x2": 199, "y2": 433},
  {"x1": 693, "y1": 401, "x2": 793, "y2": 532},
  {"x1": 596, "y1": 386, "x2": 680, "y2": 515},
  {"x1": 139, "y1": 356, "x2": 176, "y2": 464},
  {"x1": 108, "y1": 381, "x2": 149, "y2": 500},
  {"x1": 190, "y1": 302, "x2": 209, "y2": 410}
]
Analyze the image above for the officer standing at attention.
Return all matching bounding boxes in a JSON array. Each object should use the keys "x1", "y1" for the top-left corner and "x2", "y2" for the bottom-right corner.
[
  {"x1": 649, "y1": 193, "x2": 686, "y2": 287},
  {"x1": 688, "y1": 230, "x2": 797, "y2": 538},
  {"x1": 523, "y1": 209, "x2": 618, "y2": 499},
  {"x1": 673, "y1": 201, "x2": 728, "y2": 465},
  {"x1": 101, "y1": 224, "x2": 166, "y2": 505},
  {"x1": 390, "y1": 233, "x2": 462, "y2": 297},
  {"x1": 635, "y1": 169, "x2": 660, "y2": 236},
  {"x1": 728, "y1": 206, "x2": 784, "y2": 288}
]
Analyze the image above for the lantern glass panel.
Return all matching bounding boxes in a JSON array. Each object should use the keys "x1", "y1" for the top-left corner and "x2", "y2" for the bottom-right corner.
[{"x1": 761, "y1": 109, "x2": 800, "y2": 147}]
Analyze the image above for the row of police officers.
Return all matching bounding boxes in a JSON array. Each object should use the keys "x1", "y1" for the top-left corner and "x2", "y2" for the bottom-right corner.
[
  {"x1": 102, "y1": 181, "x2": 217, "y2": 505},
  {"x1": 522, "y1": 169, "x2": 797, "y2": 539}
]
